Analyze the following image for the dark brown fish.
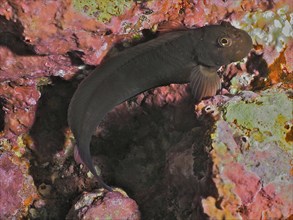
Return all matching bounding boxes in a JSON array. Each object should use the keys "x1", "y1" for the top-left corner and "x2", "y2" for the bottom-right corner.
[{"x1": 68, "y1": 22, "x2": 253, "y2": 190}]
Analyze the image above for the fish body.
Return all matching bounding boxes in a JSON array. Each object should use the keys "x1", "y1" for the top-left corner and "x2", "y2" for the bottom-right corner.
[{"x1": 68, "y1": 23, "x2": 253, "y2": 190}]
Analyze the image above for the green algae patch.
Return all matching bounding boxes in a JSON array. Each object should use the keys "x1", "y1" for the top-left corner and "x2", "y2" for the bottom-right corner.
[
  {"x1": 203, "y1": 88, "x2": 293, "y2": 219},
  {"x1": 73, "y1": 0, "x2": 133, "y2": 23},
  {"x1": 224, "y1": 91, "x2": 292, "y2": 152}
]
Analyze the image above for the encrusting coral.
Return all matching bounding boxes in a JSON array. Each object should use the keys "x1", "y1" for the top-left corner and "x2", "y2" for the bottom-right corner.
[{"x1": 0, "y1": 0, "x2": 292, "y2": 219}]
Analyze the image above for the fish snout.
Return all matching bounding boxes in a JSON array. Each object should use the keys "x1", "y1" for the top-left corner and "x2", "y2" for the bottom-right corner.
[{"x1": 233, "y1": 30, "x2": 253, "y2": 60}]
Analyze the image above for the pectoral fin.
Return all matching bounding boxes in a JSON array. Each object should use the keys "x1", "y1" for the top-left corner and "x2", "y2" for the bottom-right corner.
[{"x1": 189, "y1": 65, "x2": 221, "y2": 101}]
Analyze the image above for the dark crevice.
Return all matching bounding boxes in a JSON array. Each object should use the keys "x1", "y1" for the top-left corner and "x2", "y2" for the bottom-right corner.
[
  {"x1": 29, "y1": 77, "x2": 75, "y2": 162},
  {"x1": 246, "y1": 51, "x2": 269, "y2": 78},
  {"x1": 0, "y1": 15, "x2": 36, "y2": 55},
  {"x1": 67, "y1": 50, "x2": 85, "y2": 66},
  {"x1": 0, "y1": 98, "x2": 5, "y2": 132},
  {"x1": 88, "y1": 92, "x2": 217, "y2": 219}
]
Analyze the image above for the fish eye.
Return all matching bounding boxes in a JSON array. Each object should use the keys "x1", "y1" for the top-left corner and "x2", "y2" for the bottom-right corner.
[{"x1": 218, "y1": 37, "x2": 232, "y2": 47}]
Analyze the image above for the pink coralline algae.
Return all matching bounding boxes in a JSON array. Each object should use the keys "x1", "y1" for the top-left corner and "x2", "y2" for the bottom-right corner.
[
  {"x1": 200, "y1": 88, "x2": 293, "y2": 219},
  {"x1": 0, "y1": 0, "x2": 291, "y2": 139},
  {"x1": 0, "y1": 152, "x2": 38, "y2": 219},
  {"x1": 0, "y1": 0, "x2": 292, "y2": 219},
  {"x1": 143, "y1": 84, "x2": 189, "y2": 107},
  {"x1": 0, "y1": 46, "x2": 77, "y2": 82},
  {"x1": 66, "y1": 189, "x2": 140, "y2": 220},
  {"x1": 0, "y1": 79, "x2": 40, "y2": 139}
]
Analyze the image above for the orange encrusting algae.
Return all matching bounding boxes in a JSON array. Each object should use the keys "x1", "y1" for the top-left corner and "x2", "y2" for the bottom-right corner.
[{"x1": 268, "y1": 46, "x2": 293, "y2": 87}]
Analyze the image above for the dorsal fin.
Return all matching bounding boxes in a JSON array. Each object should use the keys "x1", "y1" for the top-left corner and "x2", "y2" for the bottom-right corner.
[
  {"x1": 220, "y1": 21, "x2": 232, "y2": 27},
  {"x1": 157, "y1": 20, "x2": 188, "y2": 33}
]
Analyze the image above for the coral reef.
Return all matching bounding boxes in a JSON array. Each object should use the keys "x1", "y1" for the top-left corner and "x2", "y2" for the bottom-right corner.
[
  {"x1": 0, "y1": 152, "x2": 38, "y2": 219},
  {"x1": 0, "y1": 0, "x2": 292, "y2": 138},
  {"x1": 0, "y1": 79, "x2": 40, "y2": 139},
  {"x1": 72, "y1": 0, "x2": 134, "y2": 23},
  {"x1": 66, "y1": 189, "x2": 140, "y2": 219},
  {"x1": 89, "y1": 90, "x2": 212, "y2": 219},
  {"x1": 200, "y1": 87, "x2": 292, "y2": 219},
  {"x1": 0, "y1": 0, "x2": 292, "y2": 219}
]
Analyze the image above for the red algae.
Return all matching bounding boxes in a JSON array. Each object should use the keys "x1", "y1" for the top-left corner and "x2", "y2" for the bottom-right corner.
[
  {"x1": 9, "y1": 1, "x2": 71, "y2": 55},
  {"x1": 201, "y1": 88, "x2": 293, "y2": 219},
  {"x1": 0, "y1": 0, "x2": 292, "y2": 219},
  {"x1": 0, "y1": 0, "x2": 290, "y2": 140},
  {"x1": 0, "y1": 152, "x2": 38, "y2": 219},
  {"x1": 0, "y1": 79, "x2": 40, "y2": 138},
  {"x1": 0, "y1": 46, "x2": 77, "y2": 81},
  {"x1": 244, "y1": 183, "x2": 292, "y2": 220},
  {"x1": 223, "y1": 162, "x2": 261, "y2": 205},
  {"x1": 66, "y1": 189, "x2": 140, "y2": 220}
]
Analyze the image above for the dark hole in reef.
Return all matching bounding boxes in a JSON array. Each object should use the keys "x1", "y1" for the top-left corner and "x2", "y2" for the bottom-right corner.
[
  {"x1": 29, "y1": 77, "x2": 75, "y2": 162},
  {"x1": 0, "y1": 16, "x2": 36, "y2": 55},
  {"x1": 29, "y1": 77, "x2": 78, "y2": 219},
  {"x1": 284, "y1": 124, "x2": 290, "y2": 130},
  {"x1": 0, "y1": 98, "x2": 5, "y2": 131},
  {"x1": 215, "y1": 196, "x2": 224, "y2": 210},
  {"x1": 67, "y1": 50, "x2": 85, "y2": 66},
  {"x1": 246, "y1": 51, "x2": 269, "y2": 78},
  {"x1": 28, "y1": 73, "x2": 217, "y2": 219},
  {"x1": 241, "y1": 136, "x2": 247, "y2": 143},
  {"x1": 105, "y1": 29, "x2": 113, "y2": 35},
  {"x1": 141, "y1": 28, "x2": 158, "y2": 39},
  {"x1": 89, "y1": 92, "x2": 217, "y2": 219}
]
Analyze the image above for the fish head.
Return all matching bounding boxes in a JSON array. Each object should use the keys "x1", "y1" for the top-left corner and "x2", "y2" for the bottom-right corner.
[{"x1": 195, "y1": 22, "x2": 253, "y2": 67}]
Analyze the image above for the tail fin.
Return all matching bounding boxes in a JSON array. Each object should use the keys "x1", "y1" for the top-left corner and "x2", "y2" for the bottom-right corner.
[{"x1": 76, "y1": 137, "x2": 113, "y2": 191}]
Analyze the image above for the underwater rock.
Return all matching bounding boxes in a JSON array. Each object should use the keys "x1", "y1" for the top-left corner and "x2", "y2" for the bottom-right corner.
[
  {"x1": 0, "y1": 0, "x2": 292, "y2": 140},
  {"x1": 0, "y1": 46, "x2": 77, "y2": 82},
  {"x1": 66, "y1": 189, "x2": 140, "y2": 220},
  {"x1": 0, "y1": 79, "x2": 40, "y2": 138},
  {"x1": 0, "y1": 0, "x2": 292, "y2": 219},
  {"x1": 100, "y1": 91, "x2": 210, "y2": 219},
  {"x1": 199, "y1": 87, "x2": 293, "y2": 219},
  {"x1": 0, "y1": 152, "x2": 38, "y2": 219}
]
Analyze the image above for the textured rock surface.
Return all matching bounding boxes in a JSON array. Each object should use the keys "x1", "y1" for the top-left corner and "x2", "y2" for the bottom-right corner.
[
  {"x1": 200, "y1": 88, "x2": 293, "y2": 219},
  {"x1": 0, "y1": 0, "x2": 292, "y2": 219},
  {"x1": 0, "y1": 152, "x2": 38, "y2": 219},
  {"x1": 0, "y1": 0, "x2": 292, "y2": 138},
  {"x1": 66, "y1": 189, "x2": 140, "y2": 220}
]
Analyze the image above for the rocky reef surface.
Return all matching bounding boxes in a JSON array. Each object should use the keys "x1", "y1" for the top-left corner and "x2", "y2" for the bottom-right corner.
[{"x1": 0, "y1": 0, "x2": 292, "y2": 219}]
